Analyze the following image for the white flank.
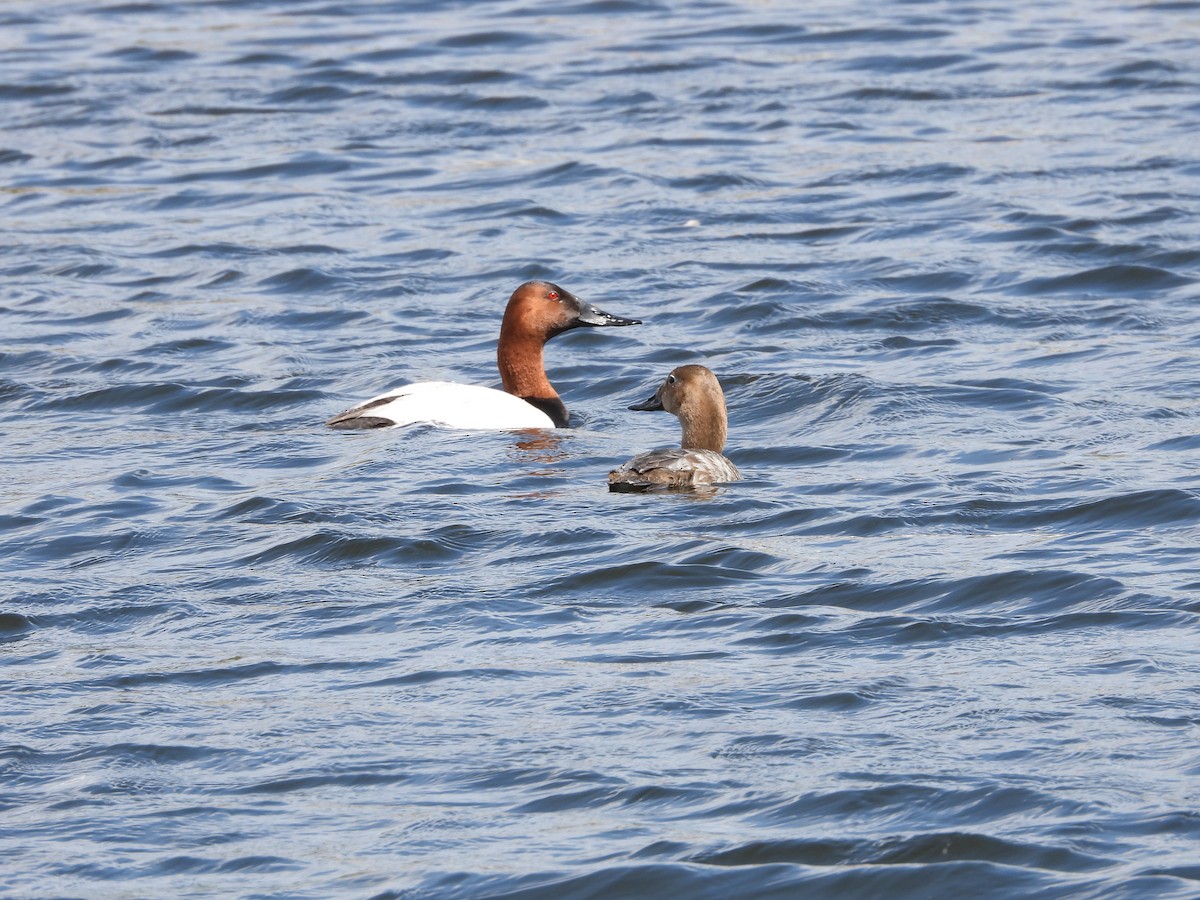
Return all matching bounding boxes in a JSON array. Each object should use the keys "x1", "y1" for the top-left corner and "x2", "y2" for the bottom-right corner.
[{"x1": 351, "y1": 382, "x2": 555, "y2": 430}]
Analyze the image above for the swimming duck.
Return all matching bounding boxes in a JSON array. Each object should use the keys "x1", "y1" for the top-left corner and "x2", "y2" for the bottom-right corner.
[
  {"x1": 608, "y1": 364, "x2": 740, "y2": 491},
  {"x1": 327, "y1": 281, "x2": 641, "y2": 430}
]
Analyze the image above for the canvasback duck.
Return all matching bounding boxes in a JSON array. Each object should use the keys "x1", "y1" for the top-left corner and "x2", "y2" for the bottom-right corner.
[
  {"x1": 608, "y1": 364, "x2": 740, "y2": 491},
  {"x1": 327, "y1": 281, "x2": 641, "y2": 430}
]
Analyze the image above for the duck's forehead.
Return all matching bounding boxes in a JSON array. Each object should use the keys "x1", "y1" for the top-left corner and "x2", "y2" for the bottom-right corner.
[
  {"x1": 681, "y1": 366, "x2": 722, "y2": 391},
  {"x1": 669, "y1": 369, "x2": 697, "y2": 389},
  {"x1": 516, "y1": 281, "x2": 561, "y2": 301}
]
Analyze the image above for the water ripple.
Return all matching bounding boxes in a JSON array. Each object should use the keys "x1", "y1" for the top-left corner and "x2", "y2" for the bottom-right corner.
[{"x1": 4, "y1": 0, "x2": 1200, "y2": 897}]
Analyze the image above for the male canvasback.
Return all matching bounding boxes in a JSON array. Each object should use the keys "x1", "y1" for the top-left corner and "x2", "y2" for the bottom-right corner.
[
  {"x1": 326, "y1": 281, "x2": 641, "y2": 430},
  {"x1": 608, "y1": 364, "x2": 740, "y2": 491}
]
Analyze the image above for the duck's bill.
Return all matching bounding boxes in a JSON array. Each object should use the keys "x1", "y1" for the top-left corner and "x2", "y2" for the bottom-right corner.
[
  {"x1": 576, "y1": 303, "x2": 641, "y2": 327},
  {"x1": 629, "y1": 392, "x2": 664, "y2": 411}
]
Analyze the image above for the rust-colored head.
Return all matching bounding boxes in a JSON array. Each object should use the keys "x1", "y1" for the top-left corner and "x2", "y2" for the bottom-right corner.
[
  {"x1": 500, "y1": 281, "x2": 640, "y2": 342},
  {"x1": 629, "y1": 364, "x2": 729, "y2": 452},
  {"x1": 497, "y1": 281, "x2": 641, "y2": 426}
]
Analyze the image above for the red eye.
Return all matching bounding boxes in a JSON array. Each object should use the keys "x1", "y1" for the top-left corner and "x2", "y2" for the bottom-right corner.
[{"x1": 546, "y1": 291, "x2": 559, "y2": 300}]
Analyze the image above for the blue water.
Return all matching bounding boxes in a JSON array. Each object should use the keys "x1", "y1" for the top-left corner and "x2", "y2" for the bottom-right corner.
[{"x1": 4, "y1": 0, "x2": 1200, "y2": 897}]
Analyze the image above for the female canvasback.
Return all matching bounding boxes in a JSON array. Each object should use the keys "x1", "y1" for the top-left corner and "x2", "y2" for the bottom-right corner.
[
  {"x1": 608, "y1": 364, "x2": 740, "y2": 491},
  {"x1": 327, "y1": 281, "x2": 641, "y2": 430}
]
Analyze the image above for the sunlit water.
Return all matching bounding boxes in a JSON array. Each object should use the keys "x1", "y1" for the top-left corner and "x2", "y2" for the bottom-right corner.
[{"x1": 4, "y1": 0, "x2": 1200, "y2": 897}]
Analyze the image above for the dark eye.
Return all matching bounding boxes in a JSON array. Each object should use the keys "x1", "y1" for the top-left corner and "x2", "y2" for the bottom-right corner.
[
  {"x1": 666, "y1": 374, "x2": 676, "y2": 385},
  {"x1": 546, "y1": 290, "x2": 559, "y2": 301}
]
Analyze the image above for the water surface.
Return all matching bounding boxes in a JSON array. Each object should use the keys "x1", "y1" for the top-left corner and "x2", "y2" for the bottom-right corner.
[{"x1": 3, "y1": 0, "x2": 1200, "y2": 897}]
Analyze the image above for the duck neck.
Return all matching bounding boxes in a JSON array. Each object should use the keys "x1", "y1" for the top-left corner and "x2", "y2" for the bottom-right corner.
[
  {"x1": 498, "y1": 333, "x2": 568, "y2": 427},
  {"x1": 678, "y1": 401, "x2": 727, "y2": 453}
]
